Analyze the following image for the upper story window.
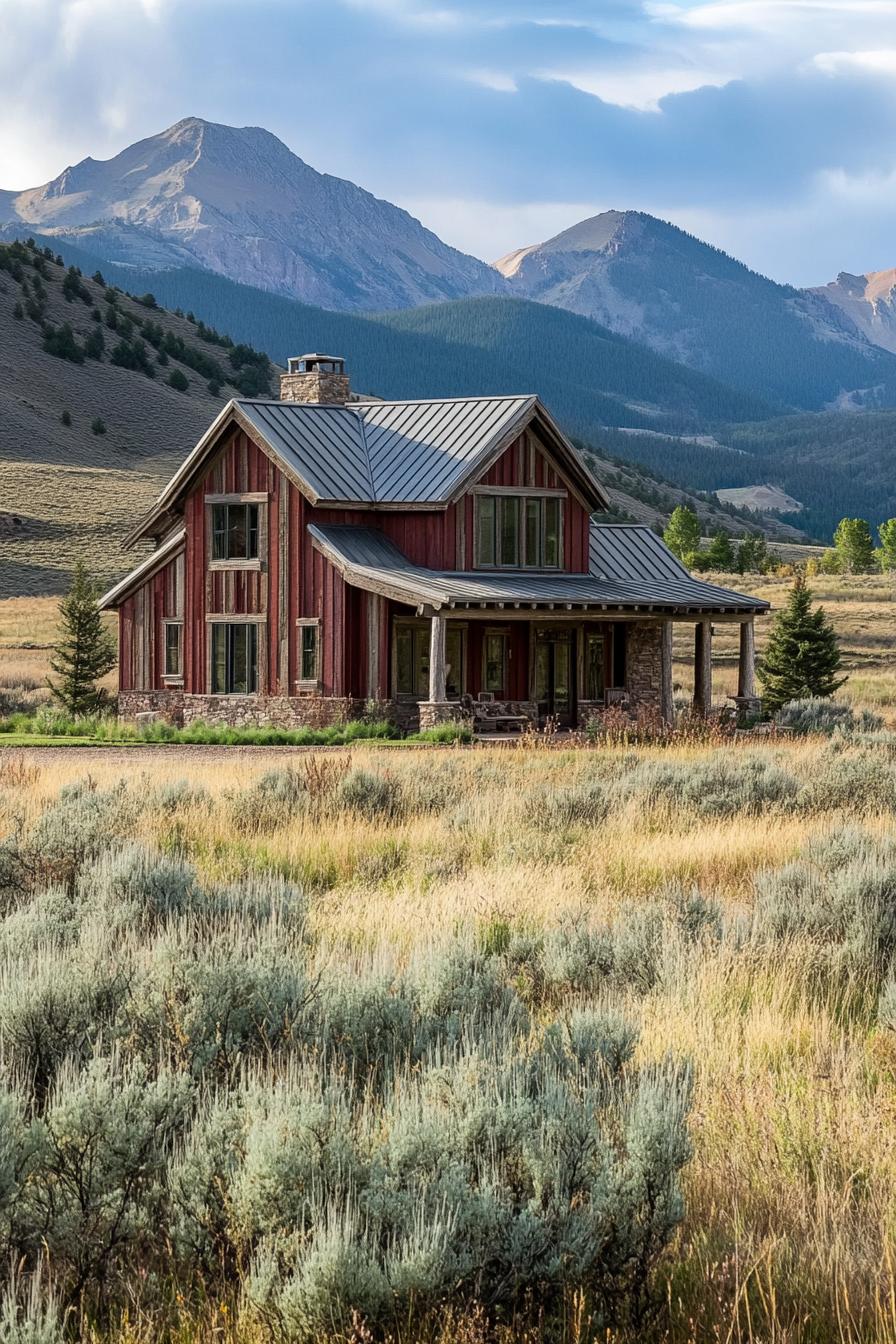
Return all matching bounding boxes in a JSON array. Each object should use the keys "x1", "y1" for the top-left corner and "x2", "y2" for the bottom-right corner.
[
  {"x1": 474, "y1": 494, "x2": 562, "y2": 569},
  {"x1": 211, "y1": 502, "x2": 259, "y2": 562}
]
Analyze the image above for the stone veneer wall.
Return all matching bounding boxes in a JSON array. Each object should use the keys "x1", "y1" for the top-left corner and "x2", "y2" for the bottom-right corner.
[
  {"x1": 118, "y1": 692, "x2": 423, "y2": 733},
  {"x1": 624, "y1": 622, "x2": 664, "y2": 713},
  {"x1": 118, "y1": 690, "x2": 184, "y2": 726},
  {"x1": 279, "y1": 372, "x2": 351, "y2": 405}
]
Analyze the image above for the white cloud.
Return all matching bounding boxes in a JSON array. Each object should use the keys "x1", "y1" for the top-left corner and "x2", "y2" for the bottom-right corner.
[
  {"x1": 814, "y1": 47, "x2": 896, "y2": 73},
  {"x1": 466, "y1": 68, "x2": 518, "y2": 91},
  {"x1": 541, "y1": 63, "x2": 729, "y2": 109}
]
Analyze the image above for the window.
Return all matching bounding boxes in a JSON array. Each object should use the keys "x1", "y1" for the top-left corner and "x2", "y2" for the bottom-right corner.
[
  {"x1": 211, "y1": 623, "x2": 258, "y2": 694},
  {"x1": 474, "y1": 495, "x2": 563, "y2": 569},
  {"x1": 211, "y1": 502, "x2": 259, "y2": 562},
  {"x1": 484, "y1": 630, "x2": 506, "y2": 694},
  {"x1": 395, "y1": 622, "x2": 465, "y2": 697},
  {"x1": 585, "y1": 632, "x2": 606, "y2": 702},
  {"x1": 164, "y1": 622, "x2": 183, "y2": 678},
  {"x1": 298, "y1": 620, "x2": 320, "y2": 684}
]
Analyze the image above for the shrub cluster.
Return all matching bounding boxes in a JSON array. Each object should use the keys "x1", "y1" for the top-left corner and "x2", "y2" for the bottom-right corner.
[{"x1": 0, "y1": 778, "x2": 695, "y2": 1338}]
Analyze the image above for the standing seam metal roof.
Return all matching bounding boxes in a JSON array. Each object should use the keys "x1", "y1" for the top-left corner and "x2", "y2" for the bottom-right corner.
[
  {"x1": 308, "y1": 522, "x2": 769, "y2": 613},
  {"x1": 235, "y1": 395, "x2": 538, "y2": 504}
]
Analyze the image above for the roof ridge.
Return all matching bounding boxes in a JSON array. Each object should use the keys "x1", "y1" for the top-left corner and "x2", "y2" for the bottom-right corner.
[{"x1": 356, "y1": 410, "x2": 376, "y2": 503}]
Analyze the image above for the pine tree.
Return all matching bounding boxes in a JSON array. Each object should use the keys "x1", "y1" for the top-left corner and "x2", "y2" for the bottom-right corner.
[
  {"x1": 878, "y1": 519, "x2": 896, "y2": 572},
  {"x1": 834, "y1": 517, "x2": 875, "y2": 573},
  {"x1": 758, "y1": 574, "x2": 845, "y2": 712},
  {"x1": 705, "y1": 530, "x2": 736, "y2": 571},
  {"x1": 48, "y1": 561, "x2": 116, "y2": 717},
  {"x1": 664, "y1": 505, "x2": 701, "y2": 562}
]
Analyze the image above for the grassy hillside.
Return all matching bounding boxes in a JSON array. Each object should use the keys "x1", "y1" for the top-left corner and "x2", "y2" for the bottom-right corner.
[{"x1": 0, "y1": 240, "x2": 274, "y2": 596}]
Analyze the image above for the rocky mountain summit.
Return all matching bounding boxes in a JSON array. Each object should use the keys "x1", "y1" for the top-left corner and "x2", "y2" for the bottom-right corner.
[
  {"x1": 808, "y1": 270, "x2": 896, "y2": 355},
  {"x1": 0, "y1": 118, "x2": 506, "y2": 311}
]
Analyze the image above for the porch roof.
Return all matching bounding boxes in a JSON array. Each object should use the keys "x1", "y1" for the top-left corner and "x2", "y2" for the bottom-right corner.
[{"x1": 308, "y1": 522, "x2": 769, "y2": 615}]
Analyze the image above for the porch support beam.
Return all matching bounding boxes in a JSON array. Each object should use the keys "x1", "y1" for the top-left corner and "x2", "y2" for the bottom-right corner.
[
  {"x1": 737, "y1": 618, "x2": 756, "y2": 699},
  {"x1": 693, "y1": 619, "x2": 713, "y2": 718},
  {"x1": 660, "y1": 621, "x2": 674, "y2": 726},
  {"x1": 429, "y1": 614, "x2": 447, "y2": 703}
]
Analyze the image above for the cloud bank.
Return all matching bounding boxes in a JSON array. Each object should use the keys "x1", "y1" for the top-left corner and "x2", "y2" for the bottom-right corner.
[{"x1": 1, "y1": 0, "x2": 895, "y2": 284}]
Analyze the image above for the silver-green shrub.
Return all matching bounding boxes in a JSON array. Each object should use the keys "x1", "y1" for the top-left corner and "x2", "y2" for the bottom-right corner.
[
  {"x1": 775, "y1": 698, "x2": 883, "y2": 736},
  {"x1": 622, "y1": 754, "x2": 798, "y2": 817}
]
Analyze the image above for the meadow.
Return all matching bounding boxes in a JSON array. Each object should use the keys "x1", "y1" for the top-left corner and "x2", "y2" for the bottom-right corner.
[
  {"x1": 1, "y1": 736, "x2": 896, "y2": 1342},
  {"x1": 2, "y1": 574, "x2": 896, "y2": 1341}
]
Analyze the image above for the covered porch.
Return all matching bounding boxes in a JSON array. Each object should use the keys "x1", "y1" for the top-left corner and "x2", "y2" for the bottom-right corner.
[
  {"x1": 309, "y1": 521, "x2": 767, "y2": 733},
  {"x1": 410, "y1": 610, "x2": 760, "y2": 731}
]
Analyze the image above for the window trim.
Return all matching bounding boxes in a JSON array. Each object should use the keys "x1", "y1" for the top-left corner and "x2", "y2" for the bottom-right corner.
[
  {"x1": 206, "y1": 493, "x2": 267, "y2": 571},
  {"x1": 296, "y1": 617, "x2": 321, "y2": 691},
  {"x1": 205, "y1": 616, "x2": 264, "y2": 696},
  {"x1": 482, "y1": 627, "x2": 509, "y2": 696},
  {"x1": 473, "y1": 492, "x2": 564, "y2": 571},
  {"x1": 162, "y1": 619, "x2": 183, "y2": 684},
  {"x1": 392, "y1": 618, "x2": 467, "y2": 700}
]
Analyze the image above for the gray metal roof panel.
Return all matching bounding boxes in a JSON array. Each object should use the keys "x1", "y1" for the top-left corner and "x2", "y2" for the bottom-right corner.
[
  {"x1": 357, "y1": 395, "x2": 535, "y2": 503},
  {"x1": 310, "y1": 524, "x2": 769, "y2": 612},
  {"x1": 237, "y1": 401, "x2": 373, "y2": 502}
]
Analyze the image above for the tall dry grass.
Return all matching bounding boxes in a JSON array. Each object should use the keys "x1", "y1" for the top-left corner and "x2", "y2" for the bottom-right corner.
[{"x1": 2, "y1": 737, "x2": 896, "y2": 1341}]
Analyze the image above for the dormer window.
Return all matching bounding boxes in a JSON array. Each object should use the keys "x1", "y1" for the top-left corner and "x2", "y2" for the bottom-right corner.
[{"x1": 474, "y1": 493, "x2": 562, "y2": 569}]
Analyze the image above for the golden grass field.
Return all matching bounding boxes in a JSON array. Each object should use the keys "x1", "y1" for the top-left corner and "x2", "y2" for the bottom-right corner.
[
  {"x1": 2, "y1": 572, "x2": 896, "y2": 1341},
  {"x1": 3, "y1": 735, "x2": 896, "y2": 1343}
]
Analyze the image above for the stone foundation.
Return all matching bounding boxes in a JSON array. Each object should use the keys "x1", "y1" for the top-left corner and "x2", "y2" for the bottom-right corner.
[
  {"x1": 118, "y1": 690, "x2": 184, "y2": 726},
  {"x1": 180, "y1": 694, "x2": 359, "y2": 729}
]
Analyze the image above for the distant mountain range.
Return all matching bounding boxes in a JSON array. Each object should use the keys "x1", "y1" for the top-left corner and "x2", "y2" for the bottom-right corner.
[{"x1": 5, "y1": 119, "x2": 896, "y2": 416}]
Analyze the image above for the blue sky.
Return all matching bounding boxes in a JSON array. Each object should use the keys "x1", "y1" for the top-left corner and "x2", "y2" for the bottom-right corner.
[{"x1": 2, "y1": 0, "x2": 896, "y2": 285}]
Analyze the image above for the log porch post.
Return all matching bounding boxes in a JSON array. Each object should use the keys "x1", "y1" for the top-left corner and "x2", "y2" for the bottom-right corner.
[
  {"x1": 660, "y1": 621, "x2": 674, "y2": 726},
  {"x1": 738, "y1": 618, "x2": 756, "y2": 699},
  {"x1": 693, "y1": 619, "x2": 713, "y2": 717},
  {"x1": 429, "y1": 613, "x2": 447, "y2": 703}
]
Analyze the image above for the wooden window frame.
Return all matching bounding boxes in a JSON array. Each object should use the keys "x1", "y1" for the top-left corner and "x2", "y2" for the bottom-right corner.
[
  {"x1": 162, "y1": 619, "x2": 183, "y2": 685},
  {"x1": 392, "y1": 618, "x2": 467, "y2": 701},
  {"x1": 206, "y1": 493, "x2": 268, "y2": 571},
  {"x1": 473, "y1": 492, "x2": 564, "y2": 572},
  {"x1": 205, "y1": 615, "x2": 266, "y2": 696},
  {"x1": 482, "y1": 627, "x2": 509, "y2": 696},
  {"x1": 296, "y1": 617, "x2": 321, "y2": 691}
]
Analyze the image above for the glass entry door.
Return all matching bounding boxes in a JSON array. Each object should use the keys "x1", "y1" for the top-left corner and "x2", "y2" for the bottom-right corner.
[{"x1": 534, "y1": 628, "x2": 576, "y2": 726}]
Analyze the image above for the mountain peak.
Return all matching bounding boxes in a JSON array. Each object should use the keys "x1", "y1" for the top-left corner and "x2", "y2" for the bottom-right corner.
[{"x1": 0, "y1": 119, "x2": 505, "y2": 311}]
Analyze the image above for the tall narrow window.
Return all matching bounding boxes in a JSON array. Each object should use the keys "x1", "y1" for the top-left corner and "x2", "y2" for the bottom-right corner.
[
  {"x1": 585, "y1": 632, "x2": 605, "y2": 702},
  {"x1": 395, "y1": 622, "x2": 464, "y2": 697},
  {"x1": 211, "y1": 623, "x2": 258, "y2": 694},
  {"x1": 299, "y1": 622, "x2": 319, "y2": 683},
  {"x1": 499, "y1": 497, "x2": 519, "y2": 567},
  {"x1": 476, "y1": 495, "x2": 496, "y2": 568},
  {"x1": 524, "y1": 498, "x2": 542, "y2": 567},
  {"x1": 164, "y1": 622, "x2": 183, "y2": 678},
  {"x1": 211, "y1": 503, "x2": 259, "y2": 561},
  {"x1": 544, "y1": 497, "x2": 561, "y2": 568},
  {"x1": 484, "y1": 631, "x2": 506, "y2": 694}
]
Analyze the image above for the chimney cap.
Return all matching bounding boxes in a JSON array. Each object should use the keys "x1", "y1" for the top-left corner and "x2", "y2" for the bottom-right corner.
[{"x1": 288, "y1": 353, "x2": 345, "y2": 374}]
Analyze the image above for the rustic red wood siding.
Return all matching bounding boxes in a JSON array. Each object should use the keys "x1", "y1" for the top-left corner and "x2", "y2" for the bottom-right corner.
[{"x1": 118, "y1": 550, "x2": 183, "y2": 692}]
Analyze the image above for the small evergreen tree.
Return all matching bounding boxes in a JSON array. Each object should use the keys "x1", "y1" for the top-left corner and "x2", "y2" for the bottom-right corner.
[
  {"x1": 758, "y1": 574, "x2": 845, "y2": 712},
  {"x1": 91, "y1": 417, "x2": 106, "y2": 435},
  {"x1": 84, "y1": 326, "x2": 105, "y2": 360},
  {"x1": 664, "y1": 506, "x2": 701, "y2": 562},
  {"x1": 167, "y1": 367, "x2": 189, "y2": 392},
  {"x1": 705, "y1": 530, "x2": 736, "y2": 571},
  {"x1": 878, "y1": 519, "x2": 896, "y2": 572},
  {"x1": 60, "y1": 410, "x2": 72, "y2": 427},
  {"x1": 48, "y1": 561, "x2": 116, "y2": 717},
  {"x1": 833, "y1": 517, "x2": 875, "y2": 573}
]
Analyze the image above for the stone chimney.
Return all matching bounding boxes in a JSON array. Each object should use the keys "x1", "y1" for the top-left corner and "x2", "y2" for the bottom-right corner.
[{"x1": 280, "y1": 353, "x2": 350, "y2": 405}]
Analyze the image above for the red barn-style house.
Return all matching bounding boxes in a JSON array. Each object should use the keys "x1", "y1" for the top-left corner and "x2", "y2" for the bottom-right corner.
[{"x1": 101, "y1": 354, "x2": 768, "y2": 731}]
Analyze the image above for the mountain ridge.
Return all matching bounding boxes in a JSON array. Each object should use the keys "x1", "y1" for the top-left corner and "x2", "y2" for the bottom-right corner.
[{"x1": 0, "y1": 118, "x2": 507, "y2": 311}]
